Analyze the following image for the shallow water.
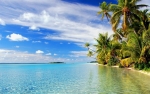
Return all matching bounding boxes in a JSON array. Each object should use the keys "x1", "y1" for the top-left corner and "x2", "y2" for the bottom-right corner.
[{"x1": 0, "y1": 63, "x2": 150, "y2": 94}]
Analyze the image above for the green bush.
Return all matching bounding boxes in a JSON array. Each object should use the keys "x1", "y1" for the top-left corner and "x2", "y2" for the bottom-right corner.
[
  {"x1": 134, "y1": 62, "x2": 150, "y2": 70},
  {"x1": 107, "y1": 56, "x2": 119, "y2": 66},
  {"x1": 134, "y1": 62, "x2": 138, "y2": 69},
  {"x1": 138, "y1": 63, "x2": 144, "y2": 70}
]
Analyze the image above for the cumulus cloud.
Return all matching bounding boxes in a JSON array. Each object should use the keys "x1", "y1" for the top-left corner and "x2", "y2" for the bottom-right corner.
[
  {"x1": 69, "y1": 50, "x2": 95, "y2": 62},
  {"x1": 29, "y1": 25, "x2": 40, "y2": 31},
  {"x1": 6, "y1": 33, "x2": 29, "y2": 41},
  {"x1": 36, "y1": 50, "x2": 44, "y2": 54},
  {"x1": 0, "y1": 0, "x2": 113, "y2": 43},
  {"x1": 54, "y1": 53, "x2": 57, "y2": 56},
  {"x1": 0, "y1": 0, "x2": 147, "y2": 63},
  {"x1": 0, "y1": 49, "x2": 66, "y2": 63},
  {"x1": 0, "y1": 49, "x2": 93, "y2": 63},
  {"x1": 70, "y1": 51, "x2": 87, "y2": 57},
  {"x1": 46, "y1": 53, "x2": 51, "y2": 55},
  {"x1": 21, "y1": 12, "x2": 35, "y2": 21},
  {"x1": 0, "y1": 18, "x2": 5, "y2": 25},
  {"x1": 1, "y1": 0, "x2": 148, "y2": 44}
]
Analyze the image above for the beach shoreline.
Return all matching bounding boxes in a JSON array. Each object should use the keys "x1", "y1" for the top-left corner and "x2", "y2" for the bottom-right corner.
[{"x1": 97, "y1": 64, "x2": 150, "y2": 76}]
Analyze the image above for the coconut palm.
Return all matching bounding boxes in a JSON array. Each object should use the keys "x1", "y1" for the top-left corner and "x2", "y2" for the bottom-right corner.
[
  {"x1": 140, "y1": 9, "x2": 150, "y2": 30},
  {"x1": 94, "y1": 33, "x2": 111, "y2": 53},
  {"x1": 85, "y1": 42, "x2": 90, "y2": 50},
  {"x1": 108, "y1": 40, "x2": 122, "y2": 65},
  {"x1": 97, "y1": 1, "x2": 111, "y2": 21},
  {"x1": 93, "y1": 33, "x2": 112, "y2": 64},
  {"x1": 87, "y1": 51, "x2": 93, "y2": 57},
  {"x1": 84, "y1": 42, "x2": 96, "y2": 55},
  {"x1": 112, "y1": 28, "x2": 127, "y2": 42},
  {"x1": 120, "y1": 29, "x2": 150, "y2": 68},
  {"x1": 84, "y1": 0, "x2": 150, "y2": 70},
  {"x1": 110, "y1": 0, "x2": 148, "y2": 31},
  {"x1": 128, "y1": 21, "x2": 144, "y2": 36},
  {"x1": 120, "y1": 33, "x2": 140, "y2": 67}
]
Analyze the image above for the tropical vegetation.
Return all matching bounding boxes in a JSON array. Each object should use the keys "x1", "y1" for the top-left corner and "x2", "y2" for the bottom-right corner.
[{"x1": 85, "y1": 0, "x2": 150, "y2": 70}]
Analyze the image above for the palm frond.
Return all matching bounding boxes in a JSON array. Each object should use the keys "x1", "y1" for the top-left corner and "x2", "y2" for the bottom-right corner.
[
  {"x1": 97, "y1": 11, "x2": 103, "y2": 15},
  {"x1": 84, "y1": 42, "x2": 90, "y2": 48},
  {"x1": 134, "y1": 4, "x2": 148, "y2": 9},
  {"x1": 87, "y1": 51, "x2": 93, "y2": 57},
  {"x1": 110, "y1": 4, "x2": 121, "y2": 12},
  {"x1": 111, "y1": 15, "x2": 121, "y2": 31}
]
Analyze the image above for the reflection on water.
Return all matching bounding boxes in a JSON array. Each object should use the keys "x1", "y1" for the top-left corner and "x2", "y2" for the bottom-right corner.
[
  {"x1": 97, "y1": 65, "x2": 150, "y2": 94},
  {"x1": 0, "y1": 63, "x2": 150, "y2": 94}
]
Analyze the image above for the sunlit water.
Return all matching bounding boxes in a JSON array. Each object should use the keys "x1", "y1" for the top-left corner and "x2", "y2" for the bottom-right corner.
[{"x1": 0, "y1": 63, "x2": 150, "y2": 94}]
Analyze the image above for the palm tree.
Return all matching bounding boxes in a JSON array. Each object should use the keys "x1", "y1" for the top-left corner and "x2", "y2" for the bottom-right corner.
[
  {"x1": 97, "y1": 1, "x2": 111, "y2": 21},
  {"x1": 85, "y1": 42, "x2": 90, "y2": 50},
  {"x1": 94, "y1": 33, "x2": 111, "y2": 64},
  {"x1": 108, "y1": 40, "x2": 122, "y2": 65},
  {"x1": 87, "y1": 51, "x2": 93, "y2": 57},
  {"x1": 94, "y1": 33, "x2": 111, "y2": 53},
  {"x1": 84, "y1": 42, "x2": 96, "y2": 54},
  {"x1": 120, "y1": 29, "x2": 150, "y2": 68},
  {"x1": 128, "y1": 21, "x2": 144, "y2": 36},
  {"x1": 85, "y1": 42, "x2": 93, "y2": 57},
  {"x1": 112, "y1": 28, "x2": 127, "y2": 42},
  {"x1": 140, "y1": 9, "x2": 150, "y2": 30},
  {"x1": 120, "y1": 33, "x2": 140, "y2": 67},
  {"x1": 110, "y1": 0, "x2": 148, "y2": 31},
  {"x1": 84, "y1": 0, "x2": 150, "y2": 69}
]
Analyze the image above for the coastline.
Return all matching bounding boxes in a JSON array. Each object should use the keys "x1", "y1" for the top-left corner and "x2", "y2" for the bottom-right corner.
[
  {"x1": 97, "y1": 64, "x2": 150, "y2": 76},
  {"x1": 131, "y1": 68, "x2": 150, "y2": 76}
]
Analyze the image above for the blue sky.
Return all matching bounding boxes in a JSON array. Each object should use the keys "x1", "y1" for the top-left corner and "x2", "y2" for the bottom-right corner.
[{"x1": 0, "y1": 0, "x2": 148, "y2": 63}]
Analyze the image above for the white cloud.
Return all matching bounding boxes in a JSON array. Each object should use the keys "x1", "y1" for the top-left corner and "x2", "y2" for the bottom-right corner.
[
  {"x1": 6, "y1": 33, "x2": 29, "y2": 41},
  {"x1": 0, "y1": 18, "x2": 5, "y2": 25},
  {"x1": 0, "y1": 0, "x2": 113, "y2": 44},
  {"x1": 0, "y1": 49, "x2": 67, "y2": 63},
  {"x1": 54, "y1": 53, "x2": 57, "y2": 56},
  {"x1": 36, "y1": 50, "x2": 44, "y2": 54},
  {"x1": 70, "y1": 51, "x2": 87, "y2": 57},
  {"x1": 1, "y1": 0, "x2": 148, "y2": 44},
  {"x1": 0, "y1": 49, "x2": 93, "y2": 63},
  {"x1": 29, "y1": 25, "x2": 40, "y2": 31},
  {"x1": 68, "y1": 50, "x2": 95, "y2": 62},
  {"x1": 46, "y1": 53, "x2": 51, "y2": 55},
  {"x1": 22, "y1": 12, "x2": 35, "y2": 21},
  {"x1": 32, "y1": 41, "x2": 41, "y2": 43}
]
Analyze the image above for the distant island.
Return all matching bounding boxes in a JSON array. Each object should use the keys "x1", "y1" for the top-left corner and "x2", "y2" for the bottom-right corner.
[
  {"x1": 89, "y1": 61, "x2": 98, "y2": 63},
  {"x1": 49, "y1": 62, "x2": 65, "y2": 64}
]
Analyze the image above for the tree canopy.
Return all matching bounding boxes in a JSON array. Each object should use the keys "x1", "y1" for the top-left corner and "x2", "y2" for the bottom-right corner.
[{"x1": 86, "y1": 0, "x2": 150, "y2": 70}]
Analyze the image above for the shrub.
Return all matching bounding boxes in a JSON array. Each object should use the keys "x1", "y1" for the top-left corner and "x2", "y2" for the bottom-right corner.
[
  {"x1": 120, "y1": 58, "x2": 135, "y2": 67},
  {"x1": 107, "y1": 56, "x2": 119, "y2": 66},
  {"x1": 134, "y1": 62, "x2": 150, "y2": 70}
]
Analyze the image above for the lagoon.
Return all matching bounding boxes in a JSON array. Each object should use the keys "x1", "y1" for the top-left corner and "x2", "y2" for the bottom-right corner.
[{"x1": 0, "y1": 63, "x2": 150, "y2": 94}]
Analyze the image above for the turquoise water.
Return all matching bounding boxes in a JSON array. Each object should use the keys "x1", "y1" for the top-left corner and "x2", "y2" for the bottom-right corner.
[{"x1": 0, "y1": 63, "x2": 150, "y2": 94}]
